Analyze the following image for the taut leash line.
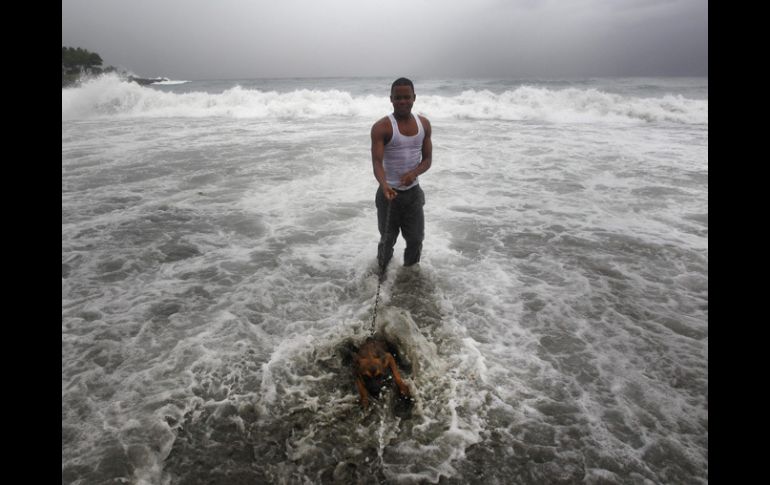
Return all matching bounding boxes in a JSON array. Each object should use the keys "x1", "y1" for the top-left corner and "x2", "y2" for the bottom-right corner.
[{"x1": 370, "y1": 198, "x2": 393, "y2": 335}]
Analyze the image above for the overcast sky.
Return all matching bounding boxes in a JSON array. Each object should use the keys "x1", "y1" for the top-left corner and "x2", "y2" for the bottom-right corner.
[{"x1": 62, "y1": 0, "x2": 707, "y2": 80}]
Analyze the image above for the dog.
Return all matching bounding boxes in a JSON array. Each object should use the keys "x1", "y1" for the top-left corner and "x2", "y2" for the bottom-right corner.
[{"x1": 352, "y1": 337, "x2": 412, "y2": 409}]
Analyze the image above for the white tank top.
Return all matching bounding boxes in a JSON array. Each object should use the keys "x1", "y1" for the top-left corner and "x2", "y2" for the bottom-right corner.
[{"x1": 383, "y1": 113, "x2": 425, "y2": 190}]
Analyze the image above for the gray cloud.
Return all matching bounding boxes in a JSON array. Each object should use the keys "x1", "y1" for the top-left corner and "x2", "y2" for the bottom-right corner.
[{"x1": 62, "y1": 0, "x2": 707, "y2": 79}]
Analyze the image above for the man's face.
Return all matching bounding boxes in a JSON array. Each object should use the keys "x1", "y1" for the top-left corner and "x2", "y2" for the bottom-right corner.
[{"x1": 390, "y1": 85, "x2": 415, "y2": 117}]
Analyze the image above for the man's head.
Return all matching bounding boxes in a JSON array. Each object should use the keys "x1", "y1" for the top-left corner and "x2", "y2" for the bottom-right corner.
[{"x1": 390, "y1": 77, "x2": 415, "y2": 117}]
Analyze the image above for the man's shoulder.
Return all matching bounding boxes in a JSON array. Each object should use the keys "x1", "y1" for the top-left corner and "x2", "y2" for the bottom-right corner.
[
  {"x1": 416, "y1": 114, "x2": 431, "y2": 134},
  {"x1": 372, "y1": 115, "x2": 391, "y2": 128},
  {"x1": 371, "y1": 116, "x2": 392, "y2": 136}
]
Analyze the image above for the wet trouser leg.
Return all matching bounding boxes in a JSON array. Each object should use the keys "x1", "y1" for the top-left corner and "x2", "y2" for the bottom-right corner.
[
  {"x1": 376, "y1": 185, "x2": 425, "y2": 270},
  {"x1": 400, "y1": 185, "x2": 425, "y2": 266},
  {"x1": 376, "y1": 186, "x2": 400, "y2": 271}
]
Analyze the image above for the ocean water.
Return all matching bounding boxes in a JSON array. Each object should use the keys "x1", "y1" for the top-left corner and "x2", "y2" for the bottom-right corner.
[{"x1": 62, "y1": 75, "x2": 708, "y2": 484}]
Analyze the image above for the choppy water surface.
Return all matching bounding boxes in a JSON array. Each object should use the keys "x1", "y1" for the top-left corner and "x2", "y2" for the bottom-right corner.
[{"x1": 62, "y1": 77, "x2": 707, "y2": 484}]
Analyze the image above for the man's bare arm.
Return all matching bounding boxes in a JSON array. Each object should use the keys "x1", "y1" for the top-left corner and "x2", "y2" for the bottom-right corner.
[{"x1": 372, "y1": 119, "x2": 397, "y2": 200}]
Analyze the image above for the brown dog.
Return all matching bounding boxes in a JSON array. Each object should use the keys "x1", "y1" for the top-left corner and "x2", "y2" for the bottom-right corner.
[{"x1": 353, "y1": 337, "x2": 412, "y2": 409}]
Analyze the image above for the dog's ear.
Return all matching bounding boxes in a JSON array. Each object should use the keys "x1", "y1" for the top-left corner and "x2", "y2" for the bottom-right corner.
[
  {"x1": 384, "y1": 341, "x2": 399, "y2": 357},
  {"x1": 384, "y1": 341, "x2": 404, "y2": 364},
  {"x1": 339, "y1": 340, "x2": 358, "y2": 367},
  {"x1": 385, "y1": 341, "x2": 412, "y2": 373}
]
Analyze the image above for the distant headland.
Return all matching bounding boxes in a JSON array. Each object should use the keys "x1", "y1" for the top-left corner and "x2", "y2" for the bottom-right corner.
[{"x1": 62, "y1": 46, "x2": 168, "y2": 87}]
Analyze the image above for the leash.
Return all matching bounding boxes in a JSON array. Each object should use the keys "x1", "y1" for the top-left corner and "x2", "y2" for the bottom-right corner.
[{"x1": 369, "y1": 198, "x2": 393, "y2": 335}]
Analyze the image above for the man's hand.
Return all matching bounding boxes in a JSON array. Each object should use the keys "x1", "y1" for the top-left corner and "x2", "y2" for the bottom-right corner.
[
  {"x1": 382, "y1": 185, "x2": 398, "y2": 201},
  {"x1": 399, "y1": 170, "x2": 417, "y2": 187}
]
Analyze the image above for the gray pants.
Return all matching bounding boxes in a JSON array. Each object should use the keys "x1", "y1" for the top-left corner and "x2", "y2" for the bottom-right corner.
[{"x1": 376, "y1": 185, "x2": 425, "y2": 270}]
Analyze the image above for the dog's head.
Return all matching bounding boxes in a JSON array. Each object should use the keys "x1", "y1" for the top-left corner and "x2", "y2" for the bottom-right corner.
[
  {"x1": 355, "y1": 340, "x2": 388, "y2": 379},
  {"x1": 355, "y1": 340, "x2": 391, "y2": 395}
]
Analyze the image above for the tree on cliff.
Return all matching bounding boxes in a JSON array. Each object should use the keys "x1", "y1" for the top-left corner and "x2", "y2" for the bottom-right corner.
[
  {"x1": 62, "y1": 47, "x2": 103, "y2": 71},
  {"x1": 62, "y1": 46, "x2": 115, "y2": 86}
]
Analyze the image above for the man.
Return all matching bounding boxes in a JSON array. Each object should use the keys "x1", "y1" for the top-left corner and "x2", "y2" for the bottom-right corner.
[{"x1": 371, "y1": 77, "x2": 433, "y2": 274}]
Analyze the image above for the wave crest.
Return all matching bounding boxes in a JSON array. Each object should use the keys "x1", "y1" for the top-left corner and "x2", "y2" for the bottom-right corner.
[{"x1": 62, "y1": 74, "x2": 707, "y2": 124}]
